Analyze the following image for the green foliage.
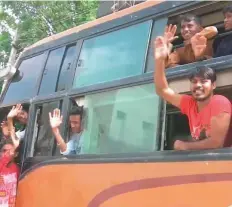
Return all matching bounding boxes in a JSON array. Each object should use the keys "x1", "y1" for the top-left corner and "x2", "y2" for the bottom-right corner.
[
  {"x1": 0, "y1": 32, "x2": 12, "y2": 68},
  {"x1": 0, "y1": 0, "x2": 99, "y2": 67}
]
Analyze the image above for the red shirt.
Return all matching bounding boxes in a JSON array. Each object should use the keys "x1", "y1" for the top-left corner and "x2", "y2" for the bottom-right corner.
[
  {"x1": 0, "y1": 156, "x2": 19, "y2": 207},
  {"x1": 180, "y1": 94, "x2": 232, "y2": 147}
]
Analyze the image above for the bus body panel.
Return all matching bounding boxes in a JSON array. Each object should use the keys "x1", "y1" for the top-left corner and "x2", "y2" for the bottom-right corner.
[{"x1": 16, "y1": 160, "x2": 232, "y2": 207}]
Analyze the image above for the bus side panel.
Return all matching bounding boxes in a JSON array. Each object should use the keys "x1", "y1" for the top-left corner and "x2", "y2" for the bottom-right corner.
[{"x1": 15, "y1": 161, "x2": 232, "y2": 207}]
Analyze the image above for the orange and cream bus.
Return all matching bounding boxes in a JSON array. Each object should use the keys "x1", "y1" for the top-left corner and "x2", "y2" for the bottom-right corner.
[{"x1": 1, "y1": 1, "x2": 232, "y2": 206}]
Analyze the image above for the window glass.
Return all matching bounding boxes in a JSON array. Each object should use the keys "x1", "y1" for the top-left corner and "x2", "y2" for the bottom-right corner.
[
  {"x1": 146, "y1": 18, "x2": 168, "y2": 72},
  {"x1": 2, "y1": 53, "x2": 46, "y2": 104},
  {"x1": 38, "y1": 47, "x2": 65, "y2": 96},
  {"x1": 56, "y1": 44, "x2": 76, "y2": 91},
  {"x1": 80, "y1": 83, "x2": 160, "y2": 154},
  {"x1": 73, "y1": 21, "x2": 151, "y2": 88},
  {"x1": 32, "y1": 101, "x2": 61, "y2": 156}
]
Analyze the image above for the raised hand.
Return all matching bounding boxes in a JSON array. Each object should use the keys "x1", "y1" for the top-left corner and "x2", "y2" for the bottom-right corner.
[
  {"x1": 1, "y1": 121, "x2": 9, "y2": 137},
  {"x1": 190, "y1": 33, "x2": 207, "y2": 59},
  {"x1": 154, "y1": 36, "x2": 170, "y2": 60},
  {"x1": 49, "y1": 108, "x2": 63, "y2": 129},
  {"x1": 164, "y1": 24, "x2": 178, "y2": 44},
  {"x1": 7, "y1": 104, "x2": 22, "y2": 119}
]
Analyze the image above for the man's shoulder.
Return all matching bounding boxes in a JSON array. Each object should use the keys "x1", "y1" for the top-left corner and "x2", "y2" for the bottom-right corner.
[
  {"x1": 70, "y1": 132, "x2": 84, "y2": 140},
  {"x1": 211, "y1": 95, "x2": 231, "y2": 103}
]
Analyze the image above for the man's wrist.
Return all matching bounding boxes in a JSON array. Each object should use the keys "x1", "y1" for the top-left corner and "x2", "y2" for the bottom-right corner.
[
  {"x1": 7, "y1": 116, "x2": 14, "y2": 120},
  {"x1": 156, "y1": 57, "x2": 166, "y2": 63},
  {"x1": 52, "y1": 127, "x2": 60, "y2": 134}
]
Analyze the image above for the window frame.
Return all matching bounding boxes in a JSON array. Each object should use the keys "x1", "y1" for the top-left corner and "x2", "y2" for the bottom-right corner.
[
  {"x1": 25, "y1": 97, "x2": 66, "y2": 158},
  {"x1": 33, "y1": 41, "x2": 82, "y2": 101},
  {"x1": 56, "y1": 43, "x2": 77, "y2": 92},
  {"x1": 72, "y1": 20, "x2": 153, "y2": 89},
  {"x1": 66, "y1": 82, "x2": 164, "y2": 156},
  {"x1": 37, "y1": 46, "x2": 66, "y2": 96},
  {"x1": 0, "y1": 52, "x2": 48, "y2": 106}
]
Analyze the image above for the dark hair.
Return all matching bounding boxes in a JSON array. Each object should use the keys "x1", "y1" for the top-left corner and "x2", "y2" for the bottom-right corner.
[
  {"x1": 22, "y1": 104, "x2": 29, "y2": 113},
  {"x1": 188, "y1": 66, "x2": 217, "y2": 83},
  {"x1": 223, "y1": 5, "x2": 232, "y2": 15},
  {"x1": 69, "y1": 106, "x2": 83, "y2": 119},
  {"x1": 179, "y1": 14, "x2": 202, "y2": 26},
  {"x1": 0, "y1": 138, "x2": 14, "y2": 150}
]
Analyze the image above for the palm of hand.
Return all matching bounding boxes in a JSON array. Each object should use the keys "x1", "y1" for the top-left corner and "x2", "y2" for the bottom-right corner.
[
  {"x1": 8, "y1": 109, "x2": 19, "y2": 118},
  {"x1": 163, "y1": 24, "x2": 178, "y2": 43},
  {"x1": 164, "y1": 31, "x2": 175, "y2": 43},
  {"x1": 8, "y1": 104, "x2": 22, "y2": 118},
  {"x1": 191, "y1": 34, "x2": 207, "y2": 57},
  {"x1": 49, "y1": 109, "x2": 63, "y2": 129},
  {"x1": 154, "y1": 37, "x2": 169, "y2": 59},
  {"x1": 50, "y1": 116, "x2": 62, "y2": 128}
]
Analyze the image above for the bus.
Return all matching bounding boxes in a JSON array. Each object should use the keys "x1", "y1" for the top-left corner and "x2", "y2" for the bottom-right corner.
[{"x1": 0, "y1": 0, "x2": 232, "y2": 206}]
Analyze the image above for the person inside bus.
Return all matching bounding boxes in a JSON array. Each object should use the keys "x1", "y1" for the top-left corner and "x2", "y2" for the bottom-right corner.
[
  {"x1": 165, "y1": 14, "x2": 218, "y2": 68},
  {"x1": 1, "y1": 120, "x2": 10, "y2": 140},
  {"x1": 7, "y1": 104, "x2": 29, "y2": 148},
  {"x1": 49, "y1": 106, "x2": 84, "y2": 155},
  {"x1": 213, "y1": 5, "x2": 232, "y2": 57},
  {"x1": 153, "y1": 35, "x2": 232, "y2": 150},
  {"x1": 0, "y1": 138, "x2": 20, "y2": 206}
]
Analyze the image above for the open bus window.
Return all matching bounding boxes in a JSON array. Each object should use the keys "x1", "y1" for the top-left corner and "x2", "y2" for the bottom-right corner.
[
  {"x1": 32, "y1": 101, "x2": 62, "y2": 156},
  {"x1": 73, "y1": 83, "x2": 161, "y2": 154},
  {"x1": 164, "y1": 84, "x2": 232, "y2": 151},
  {"x1": 0, "y1": 104, "x2": 30, "y2": 164},
  {"x1": 165, "y1": 110, "x2": 190, "y2": 150},
  {"x1": 73, "y1": 20, "x2": 151, "y2": 88},
  {"x1": 150, "y1": 1, "x2": 232, "y2": 69}
]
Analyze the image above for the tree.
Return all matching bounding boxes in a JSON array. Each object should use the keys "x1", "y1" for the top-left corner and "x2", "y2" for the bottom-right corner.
[
  {"x1": 0, "y1": 32, "x2": 12, "y2": 68},
  {"x1": 0, "y1": 1, "x2": 99, "y2": 67}
]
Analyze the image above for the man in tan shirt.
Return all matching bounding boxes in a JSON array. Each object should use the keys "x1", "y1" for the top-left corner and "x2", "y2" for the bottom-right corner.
[{"x1": 165, "y1": 14, "x2": 218, "y2": 68}]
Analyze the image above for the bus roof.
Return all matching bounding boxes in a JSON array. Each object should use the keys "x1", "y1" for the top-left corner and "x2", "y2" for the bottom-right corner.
[{"x1": 25, "y1": 0, "x2": 163, "y2": 51}]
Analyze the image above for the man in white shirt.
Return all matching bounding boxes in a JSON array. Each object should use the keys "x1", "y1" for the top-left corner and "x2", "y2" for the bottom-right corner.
[
  {"x1": 49, "y1": 106, "x2": 84, "y2": 155},
  {"x1": 7, "y1": 104, "x2": 28, "y2": 148}
]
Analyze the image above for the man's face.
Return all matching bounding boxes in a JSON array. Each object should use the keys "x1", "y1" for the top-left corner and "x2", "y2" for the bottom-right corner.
[
  {"x1": 0, "y1": 144, "x2": 14, "y2": 159},
  {"x1": 224, "y1": 12, "x2": 232, "y2": 31},
  {"x1": 181, "y1": 20, "x2": 202, "y2": 40},
  {"x1": 190, "y1": 77, "x2": 215, "y2": 101},
  {"x1": 69, "y1": 115, "x2": 81, "y2": 133},
  {"x1": 16, "y1": 110, "x2": 28, "y2": 124}
]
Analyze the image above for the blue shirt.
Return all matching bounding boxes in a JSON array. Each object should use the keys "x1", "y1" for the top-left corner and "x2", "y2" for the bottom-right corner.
[{"x1": 60, "y1": 132, "x2": 84, "y2": 155}]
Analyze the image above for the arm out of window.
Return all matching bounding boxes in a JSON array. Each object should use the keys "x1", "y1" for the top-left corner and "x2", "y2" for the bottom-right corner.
[
  {"x1": 154, "y1": 58, "x2": 182, "y2": 109},
  {"x1": 182, "y1": 112, "x2": 231, "y2": 150}
]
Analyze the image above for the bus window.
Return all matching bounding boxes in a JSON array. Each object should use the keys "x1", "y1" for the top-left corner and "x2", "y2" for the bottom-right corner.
[
  {"x1": 2, "y1": 53, "x2": 46, "y2": 105},
  {"x1": 38, "y1": 47, "x2": 65, "y2": 96},
  {"x1": 165, "y1": 109, "x2": 190, "y2": 150},
  {"x1": 73, "y1": 83, "x2": 161, "y2": 154},
  {"x1": 31, "y1": 101, "x2": 62, "y2": 156},
  {"x1": 73, "y1": 20, "x2": 152, "y2": 88},
  {"x1": 56, "y1": 44, "x2": 77, "y2": 91},
  {"x1": 146, "y1": 17, "x2": 168, "y2": 72},
  {"x1": 0, "y1": 104, "x2": 30, "y2": 164}
]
